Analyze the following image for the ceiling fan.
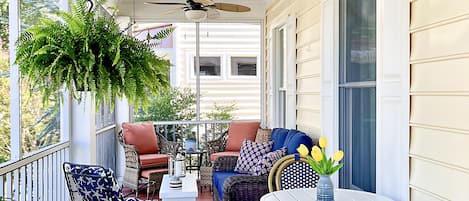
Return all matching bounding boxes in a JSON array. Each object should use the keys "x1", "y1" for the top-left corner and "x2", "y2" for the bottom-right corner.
[{"x1": 145, "y1": 0, "x2": 251, "y2": 21}]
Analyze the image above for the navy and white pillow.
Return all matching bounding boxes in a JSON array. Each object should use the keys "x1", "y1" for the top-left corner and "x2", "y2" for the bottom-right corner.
[
  {"x1": 251, "y1": 147, "x2": 286, "y2": 176},
  {"x1": 234, "y1": 139, "x2": 273, "y2": 173}
]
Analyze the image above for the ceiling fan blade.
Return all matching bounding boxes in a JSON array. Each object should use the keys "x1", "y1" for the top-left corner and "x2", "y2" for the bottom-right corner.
[
  {"x1": 213, "y1": 3, "x2": 251, "y2": 12},
  {"x1": 207, "y1": 8, "x2": 220, "y2": 19},
  {"x1": 192, "y1": 0, "x2": 214, "y2": 6},
  {"x1": 158, "y1": 7, "x2": 183, "y2": 16},
  {"x1": 144, "y1": 2, "x2": 186, "y2": 6}
]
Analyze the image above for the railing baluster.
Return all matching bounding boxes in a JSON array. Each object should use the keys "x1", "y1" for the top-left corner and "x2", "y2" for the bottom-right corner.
[
  {"x1": 33, "y1": 160, "x2": 38, "y2": 201},
  {"x1": 62, "y1": 149, "x2": 66, "y2": 201},
  {"x1": 49, "y1": 154, "x2": 52, "y2": 201},
  {"x1": 54, "y1": 152, "x2": 58, "y2": 200},
  {"x1": 20, "y1": 166, "x2": 26, "y2": 201},
  {"x1": 44, "y1": 155, "x2": 48, "y2": 201},
  {"x1": 0, "y1": 175, "x2": 4, "y2": 199},
  {"x1": 27, "y1": 163, "x2": 32, "y2": 201},
  {"x1": 6, "y1": 172, "x2": 11, "y2": 200},
  {"x1": 13, "y1": 169, "x2": 19, "y2": 201},
  {"x1": 39, "y1": 159, "x2": 42, "y2": 201}
]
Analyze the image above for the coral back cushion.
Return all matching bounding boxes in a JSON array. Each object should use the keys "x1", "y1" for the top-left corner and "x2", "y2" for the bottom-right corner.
[
  {"x1": 225, "y1": 121, "x2": 261, "y2": 151},
  {"x1": 122, "y1": 122, "x2": 159, "y2": 154}
]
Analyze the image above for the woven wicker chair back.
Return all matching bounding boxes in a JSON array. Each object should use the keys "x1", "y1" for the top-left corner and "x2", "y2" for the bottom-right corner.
[{"x1": 268, "y1": 154, "x2": 320, "y2": 192}]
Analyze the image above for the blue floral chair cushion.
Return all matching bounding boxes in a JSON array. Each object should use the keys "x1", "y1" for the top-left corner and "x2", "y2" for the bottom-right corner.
[{"x1": 63, "y1": 162, "x2": 140, "y2": 201}]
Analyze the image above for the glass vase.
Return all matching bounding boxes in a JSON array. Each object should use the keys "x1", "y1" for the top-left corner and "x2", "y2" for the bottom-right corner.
[{"x1": 317, "y1": 175, "x2": 334, "y2": 201}]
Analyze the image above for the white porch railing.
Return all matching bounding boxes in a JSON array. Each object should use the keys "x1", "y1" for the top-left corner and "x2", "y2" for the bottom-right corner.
[
  {"x1": 152, "y1": 120, "x2": 233, "y2": 165},
  {"x1": 96, "y1": 124, "x2": 117, "y2": 171},
  {"x1": 0, "y1": 142, "x2": 70, "y2": 201},
  {"x1": 153, "y1": 120, "x2": 232, "y2": 143}
]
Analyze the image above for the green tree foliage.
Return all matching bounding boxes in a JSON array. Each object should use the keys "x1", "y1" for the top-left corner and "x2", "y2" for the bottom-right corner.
[
  {"x1": 0, "y1": 0, "x2": 59, "y2": 49},
  {"x1": 0, "y1": 53, "x2": 10, "y2": 163},
  {"x1": 0, "y1": 52, "x2": 59, "y2": 163},
  {"x1": 134, "y1": 87, "x2": 196, "y2": 122},
  {"x1": 205, "y1": 102, "x2": 237, "y2": 120}
]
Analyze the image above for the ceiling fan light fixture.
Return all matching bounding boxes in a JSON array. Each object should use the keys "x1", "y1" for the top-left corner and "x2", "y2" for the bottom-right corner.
[{"x1": 185, "y1": 9, "x2": 207, "y2": 22}]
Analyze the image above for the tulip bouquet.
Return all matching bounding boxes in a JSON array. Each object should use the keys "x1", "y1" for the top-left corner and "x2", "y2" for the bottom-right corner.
[{"x1": 297, "y1": 136, "x2": 344, "y2": 175}]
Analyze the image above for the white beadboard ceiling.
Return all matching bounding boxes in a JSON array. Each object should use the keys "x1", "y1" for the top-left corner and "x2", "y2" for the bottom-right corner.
[{"x1": 112, "y1": 0, "x2": 271, "y2": 23}]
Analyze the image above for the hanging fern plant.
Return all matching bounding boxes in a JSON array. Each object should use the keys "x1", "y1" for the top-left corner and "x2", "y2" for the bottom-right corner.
[{"x1": 15, "y1": 0, "x2": 173, "y2": 108}]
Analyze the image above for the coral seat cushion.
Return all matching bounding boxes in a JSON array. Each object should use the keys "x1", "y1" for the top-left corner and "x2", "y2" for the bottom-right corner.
[
  {"x1": 122, "y1": 122, "x2": 159, "y2": 154},
  {"x1": 225, "y1": 121, "x2": 260, "y2": 151},
  {"x1": 210, "y1": 151, "x2": 240, "y2": 161},
  {"x1": 140, "y1": 168, "x2": 169, "y2": 178},
  {"x1": 140, "y1": 154, "x2": 169, "y2": 167}
]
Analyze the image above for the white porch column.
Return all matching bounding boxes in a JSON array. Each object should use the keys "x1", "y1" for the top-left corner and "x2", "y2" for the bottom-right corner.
[
  {"x1": 115, "y1": 97, "x2": 130, "y2": 182},
  {"x1": 320, "y1": 0, "x2": 340, "y2": 184},
  {"x1": 70, "y1": 93, "x2": 97, "y2": 164}
]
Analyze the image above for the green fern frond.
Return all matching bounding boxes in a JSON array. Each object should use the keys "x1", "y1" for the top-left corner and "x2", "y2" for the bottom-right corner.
[{"x1": 15, "y1": 0, "x2": 171, "y2": 110}]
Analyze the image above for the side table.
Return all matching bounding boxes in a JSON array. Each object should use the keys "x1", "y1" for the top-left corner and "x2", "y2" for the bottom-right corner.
[
  {"x1": 185, "y1": 150, "x2": 206, "y2": 177},
  {"x1": 160, "y1": 174, "x2": 198, "y2": 201}
]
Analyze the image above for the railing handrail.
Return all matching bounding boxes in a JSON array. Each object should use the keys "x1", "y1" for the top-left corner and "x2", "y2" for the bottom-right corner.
[
  {"x1": 152, "y1": 119, "x2": 260, "y2": 125},
  {"x1": 0, "y1": 141, "x2": 70, "y2": 175},
  {"x1": 96, "y1": 124, "x2": 116, "y2": 135}
]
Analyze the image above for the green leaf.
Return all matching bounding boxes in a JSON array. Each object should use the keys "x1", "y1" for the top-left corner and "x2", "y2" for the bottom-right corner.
[{"x1": 330, "y1": 163, "x2": 343, "y2": 174}]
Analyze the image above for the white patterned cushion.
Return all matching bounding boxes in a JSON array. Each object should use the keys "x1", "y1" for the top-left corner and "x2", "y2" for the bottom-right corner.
[
  {"x1": 250, "y1": 147, "x2": 286, "y2": 176},
  {"x1": 234, "y1": 140, "x2": 273, "y2": 173}
]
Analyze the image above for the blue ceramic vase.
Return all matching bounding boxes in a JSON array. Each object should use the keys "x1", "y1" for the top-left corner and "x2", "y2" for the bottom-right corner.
[{"x1": 317, "y1": 175, "x2": 334, "y2": 201}]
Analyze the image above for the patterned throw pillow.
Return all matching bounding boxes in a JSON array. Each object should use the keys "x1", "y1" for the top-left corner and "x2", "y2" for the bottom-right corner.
[
  {"x1": 255, "y1": 128, "x2": 272, "y2": 143},
  {"x1": 251, "y1": 147, "x2": 287, "y2": 176},
  {"x1": 234, "y1": 140, "x2": 273, "y2": 173}
]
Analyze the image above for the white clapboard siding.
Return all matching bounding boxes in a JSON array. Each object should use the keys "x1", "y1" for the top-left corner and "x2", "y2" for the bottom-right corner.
[
  {"x1": 410, "y1": 0, "x2": 469, "y2": 200},
  {"x1": 173, "y1": 23, "x2": 261, "y2": 120},
  {"x1": 265, "y1": 0, "x2": 321, "y2": 135}
]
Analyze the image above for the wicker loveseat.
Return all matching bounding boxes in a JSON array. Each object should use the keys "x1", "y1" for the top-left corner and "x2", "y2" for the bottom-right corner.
[{"x1": 212, "y1": 128, "x2": 314, "y2": 201}]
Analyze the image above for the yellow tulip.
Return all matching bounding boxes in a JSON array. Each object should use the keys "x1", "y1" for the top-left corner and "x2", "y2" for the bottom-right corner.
[
  {"x1": 311, "y1": 146, "x2": 323, "y2": 162},
  {"x1": 333, "y1": 150, "x2": 344, "y2": 162},
  {"x1": 296, "y1": 144, "x2": 309, "y2": 157},
  {"x1": 319, "y1": 136, "x2": 327, "y2": 148}
]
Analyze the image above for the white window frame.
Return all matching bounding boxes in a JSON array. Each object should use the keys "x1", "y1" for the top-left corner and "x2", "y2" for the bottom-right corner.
[
  {"x1": 187, "y1": 52, "x2": 225, "y2": 80},
  {"x1": 320, "y1": 0, "x2": 409, "y2": 200},
  {"x1": 268, "y1": 16, "x2": 296, "y2": 129},
  {"x1": 228, "y1": 54, "x2": 260, "y2": 79}
]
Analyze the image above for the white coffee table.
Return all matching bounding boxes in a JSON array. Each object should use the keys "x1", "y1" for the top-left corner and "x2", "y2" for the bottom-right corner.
[{"x1": 160, "y1": 174, "x2": 198, "y2": 201}]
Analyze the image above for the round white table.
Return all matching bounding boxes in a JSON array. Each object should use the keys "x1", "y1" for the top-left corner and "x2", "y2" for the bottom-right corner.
[{"x1": 260, "y1": 188, "x2": 393, "y2": 201}]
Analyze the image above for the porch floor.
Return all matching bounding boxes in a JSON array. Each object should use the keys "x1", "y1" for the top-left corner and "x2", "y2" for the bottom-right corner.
[{"x1": 122, "y1": 172, "x2": 213, "y2": 201}]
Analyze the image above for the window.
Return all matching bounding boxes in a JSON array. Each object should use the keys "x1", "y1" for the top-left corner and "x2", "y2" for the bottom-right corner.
[
  {"x1": 339, "y1": 0, "x2": 376, "y2": 193},
  {"x1": 231, "y1": 57, "x2": 257, "y2": 76},
  {"x1": 194, "y1": 56, "x2": 221, "y2": 76},
  {"x1": 0, "y1": 0, "x2": 10, "y2": 163},
  {"x1": 271, "y1": 17, "x2": 296, "y2": 129},
  {"x1": 20, "y1": 0, "x2": 61, "y2": 154}
]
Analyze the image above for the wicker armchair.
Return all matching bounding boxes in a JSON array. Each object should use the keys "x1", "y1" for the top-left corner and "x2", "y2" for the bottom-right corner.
[
  {"x1": 206, "y1": 121, "x2": 261, "y2": 163},
  {"x1": 117, "y1": 129, "x2": 180, "y2": 196},
  {"x1": 212, "y1": 156, "x2": 269, "y2": 201},
  {"x1": 206, "y1": 130, "x2": 228, "y2": 161}
]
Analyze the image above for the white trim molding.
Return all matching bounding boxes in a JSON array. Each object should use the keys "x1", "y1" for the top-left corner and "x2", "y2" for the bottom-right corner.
[
  {"x1": 268, "y1": 15, "x2": 297, "y2": 129},
  {"x1": 320, "y1": 0, "x2": 340, "y2": 184},
  {"x1": 375, "y1": 0, "x2": 409, "y2": 200}
]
